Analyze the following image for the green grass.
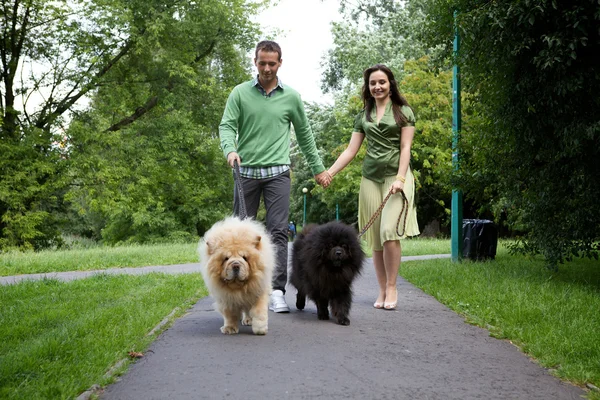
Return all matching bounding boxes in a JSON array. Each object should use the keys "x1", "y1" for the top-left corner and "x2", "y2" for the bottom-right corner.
[
  {"x1": 359, "y1": 236, "x2": 450, "y2": 258},
  {"x1": 0, "y1": 273, "x2": 206, "y2": 399},
  {"x1": 400, "y1": 236, "x2": 450, "y2": 256},
  {"x1": 0, "y1": 243, "x2": 199, "y2": 276},
  {"x1": 1, "y1": 238, "x2": 451, "y2": 276},
  {"x1": 401, "y1": 248, "x2": 600, "y2": 397}
]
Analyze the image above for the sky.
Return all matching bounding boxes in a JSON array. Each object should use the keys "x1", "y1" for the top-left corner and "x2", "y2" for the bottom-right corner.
[{"x1": 253, "y1": 0, "x2": 342, "y2": 104}]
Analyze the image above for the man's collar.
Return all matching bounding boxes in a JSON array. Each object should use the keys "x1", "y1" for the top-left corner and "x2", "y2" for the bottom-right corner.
[{"x1": 252, "y1": 75, "x2": 284, "y2": 90}]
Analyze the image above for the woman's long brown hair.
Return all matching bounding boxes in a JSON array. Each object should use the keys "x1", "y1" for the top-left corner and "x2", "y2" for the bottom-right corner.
[{"x1": 361, "y1": 64, "x2": 411, "y2": 126}]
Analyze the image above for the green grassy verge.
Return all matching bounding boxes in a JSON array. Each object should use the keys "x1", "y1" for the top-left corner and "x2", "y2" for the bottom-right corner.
[
  {"x1": 0, "y1": 243, "x2": 199, "y2": 276},
  {"x1": 400, "y1": 251, "x2": 600, "y2": 398},
  {"x1": 360, "y1": 237, "x2": 450, "y2": 258},
  {"x1": 0, "y1": 273, "x2": 206, "y2": 399}
]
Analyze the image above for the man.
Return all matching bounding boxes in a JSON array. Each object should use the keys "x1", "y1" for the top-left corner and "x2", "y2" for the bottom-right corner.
[
  {"x1": 219, "y1": 40, "x2": 330, "y2": 313},
  {"x1": 288, "y1": 221, "x2": 296, "y2": 241}
]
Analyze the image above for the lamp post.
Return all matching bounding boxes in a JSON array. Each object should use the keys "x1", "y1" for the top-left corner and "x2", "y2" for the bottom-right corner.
[
  {"x1": 451, "y1": 9, "x2": 463, "y2": 262},
  {"x1": 302, "y1": 187, "x2": 308, "y2": 227}
]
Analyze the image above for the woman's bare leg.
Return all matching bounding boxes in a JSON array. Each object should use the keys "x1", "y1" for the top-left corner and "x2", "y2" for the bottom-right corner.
[
  {"x1": 372, "y1": 250, "x2": 387, "y2": 307},
  {"x1": 382, "y1": 240, "x2": 401, "y2": 308}
]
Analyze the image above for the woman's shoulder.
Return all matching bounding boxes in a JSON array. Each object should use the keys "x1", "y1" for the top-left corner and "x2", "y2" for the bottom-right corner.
[
  {"x1": 400, "y1": 104, "x2": 414, "y2": 115},
  {"x1": 400, "y1": 105, "x2": 416, "y2": 123},
  {"x1": 353, "y1": 109, "x2": 367, "y2": 131},
  {"x1": 353, "y1": 107, "x2": 368, "y2": 118}
]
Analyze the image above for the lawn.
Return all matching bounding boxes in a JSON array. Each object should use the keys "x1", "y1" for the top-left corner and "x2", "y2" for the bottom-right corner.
[{"x1": 0, "y1": 273, "x2": 206, "y2": 399}]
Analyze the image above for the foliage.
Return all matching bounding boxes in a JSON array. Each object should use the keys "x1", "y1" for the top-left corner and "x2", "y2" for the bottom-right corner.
[
  {"x1": 419, "y1": 0, "x2": 600, "y2": 266},
  {"x1": 401, "y1": 57, "x2": 453, "y2": 228},
  {"x1": 293, "y1": 0, "x2": 454, "y2": 231},
  {"x1": 1, "y1": 0, "x2": 269, "y2": 248},
  {"x1": 0, "y1": 127, "x2": 66, "y2": 250},
  {"x1": 323, "y1": 0, "x2": 429, "y2": 94},
  {"x1": 67, "y1": 110, "x2": 232, "y2": 244},
  {"x1": 294, "y1": 98, "x2": 365, "y2": 227}
]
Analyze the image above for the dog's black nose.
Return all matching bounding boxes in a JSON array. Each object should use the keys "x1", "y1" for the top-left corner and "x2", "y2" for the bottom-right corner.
[
  {"x1": 335, "y1": 249, "x2": 342, "y2": 256},
  {"x1": 232, "y1": 263, "x2": 240, "y2": 274}
]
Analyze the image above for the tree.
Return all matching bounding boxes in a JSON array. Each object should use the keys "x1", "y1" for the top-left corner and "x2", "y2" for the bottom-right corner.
[
  {"x1": 1, "y1": 0, "x2": 269, "y2": 248},
  {"x1": 303, "y1": 0, "x2": 454, "y2": 233},
  {"x1": 420, "y1": 0, "x2": 600, "y2": 266},
  {"x1": 323, "y1": 0, "x2": 428, "y2": 94}
]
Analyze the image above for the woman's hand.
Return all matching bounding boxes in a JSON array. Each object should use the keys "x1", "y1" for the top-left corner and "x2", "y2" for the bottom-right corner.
[
  {"x1": 390, "y1": 179, "x2": 404, "y2": 194},
  {"x1": 315, "y1": 171, "x2": 332, "y2": 188}
]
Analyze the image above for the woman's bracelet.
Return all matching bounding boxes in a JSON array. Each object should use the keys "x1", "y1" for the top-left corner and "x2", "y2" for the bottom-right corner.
[{"x1": 396, "y1": 175, "x2": 406, "y2": 183}]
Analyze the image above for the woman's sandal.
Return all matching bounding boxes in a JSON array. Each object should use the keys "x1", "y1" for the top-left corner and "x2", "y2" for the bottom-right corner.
[
  {"x1": 383, "y1": 301, "x2": 397, "y2": 310},
  {"x1": 384, "y1": 289, "x2": 398, "y2": 310},
  {"x1": 374, "y1": 293, "x2": 385, "y2": 309}
]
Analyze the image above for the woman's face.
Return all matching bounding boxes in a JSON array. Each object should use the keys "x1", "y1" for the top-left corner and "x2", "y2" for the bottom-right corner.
[{"x1": 368, "y1": 70, "x2": 390, "y2": 100}]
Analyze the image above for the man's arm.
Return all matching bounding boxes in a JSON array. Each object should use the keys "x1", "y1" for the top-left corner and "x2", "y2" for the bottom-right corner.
[
  {"x1": 219, "y1": 88, "x2": 240, "y2": 160},
  {"x1": 289, "y1": 94, "x2": 325, "y2": 175}
]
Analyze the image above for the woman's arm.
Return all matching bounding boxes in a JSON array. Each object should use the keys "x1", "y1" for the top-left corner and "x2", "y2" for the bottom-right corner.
[
  {"x1": 390, "y1": 126, "x2": 415, "y2": 194},
  {"x1": 328, "y1": 132, "x2": 365, "y2": 178}
]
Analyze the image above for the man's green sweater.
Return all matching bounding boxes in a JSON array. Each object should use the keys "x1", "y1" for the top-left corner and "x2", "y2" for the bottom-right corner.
[{"x1": 219, "y1": 80, "x2": 325, "y2": 175}]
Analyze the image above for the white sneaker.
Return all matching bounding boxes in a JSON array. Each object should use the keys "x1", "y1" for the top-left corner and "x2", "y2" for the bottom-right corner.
[{"x1": 269, "y1": 290, "x2": 290, "y2": 313}]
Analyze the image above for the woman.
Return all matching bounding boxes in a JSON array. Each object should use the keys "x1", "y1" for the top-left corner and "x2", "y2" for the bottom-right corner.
[{"x1": 325, "y1": 64, "x2": 419, "y2": 310}]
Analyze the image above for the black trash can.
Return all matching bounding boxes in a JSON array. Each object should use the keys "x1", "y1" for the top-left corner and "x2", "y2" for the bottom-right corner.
[{"x1": 462, "y1": 219, "x2": 498, "y2": 260}]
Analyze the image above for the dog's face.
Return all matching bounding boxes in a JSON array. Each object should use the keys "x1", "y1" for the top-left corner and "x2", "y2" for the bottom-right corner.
[
  {"x1": 323, "y1": 233, "x2": 356, "y2": 267},
  {"x1": 306, "y1": 222, "x2": 363, "y2": 270},
  {"x1": 205, "y1": 234, "x2": 263, "y2": 285},
  {"x1": 328, "y1": 244, "x2": 350, "y2": 265}
]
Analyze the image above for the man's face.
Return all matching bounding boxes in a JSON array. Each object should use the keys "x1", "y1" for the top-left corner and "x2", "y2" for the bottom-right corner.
[{"x1": 254, "y1": 50, "x2": 281, "y2": 85}]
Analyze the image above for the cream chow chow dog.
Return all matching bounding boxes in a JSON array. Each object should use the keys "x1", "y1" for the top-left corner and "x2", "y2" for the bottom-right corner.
[{"x1": 198, "y1": 217, "x2": 275, "y2": 335}]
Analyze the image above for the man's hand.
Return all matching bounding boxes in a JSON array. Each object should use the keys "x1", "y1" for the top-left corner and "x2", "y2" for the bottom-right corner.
[
  {"x1": 315, "y1": 171, "x2": 332, "y2": 188},
  {"x1": 227, "y1": 152, "x2": 241, "y2": 168}
]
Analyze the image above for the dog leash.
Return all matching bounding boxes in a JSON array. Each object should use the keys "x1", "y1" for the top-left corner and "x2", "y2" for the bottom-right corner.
[
  {"x1": 357, "y1": 189, "x2": 409, "y2": 239},
  {"x1": 233, "y1": 160, "x2": 247, "y2": 220}
]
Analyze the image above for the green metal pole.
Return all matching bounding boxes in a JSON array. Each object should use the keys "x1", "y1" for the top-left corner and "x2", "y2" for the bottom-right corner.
[
  {"x1": 302, "y1": 188, "x2": 307, "y2": 227},
  {"x1": 336, "y1": 202, "x2": 339, "y2": 221},
  {"x1": 451, "y1": 10, "x2": 463, "y2": 262}
]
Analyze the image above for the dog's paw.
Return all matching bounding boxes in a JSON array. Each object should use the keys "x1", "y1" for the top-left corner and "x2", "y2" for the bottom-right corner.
[
  {"x1": 241, "y1": 316, "x2": 252, "y2": 326},
  {"x1": 220, "y1": 325, "x2": 239, "y2": 334},
  {"x1": 252, "y1": 325, "x2": 268, "y2": 335},
  {"x1": 317, "y1": 312, "x2": 330, "y2": 320},
  {"x1": 337, "y1": 316, "x2": 350, "y2": 326}
]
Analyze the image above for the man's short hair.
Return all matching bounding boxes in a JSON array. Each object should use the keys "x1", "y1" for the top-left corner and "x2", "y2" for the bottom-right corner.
[{"x1": 255, "y1": 40, "x2": 282, "y2": 60}]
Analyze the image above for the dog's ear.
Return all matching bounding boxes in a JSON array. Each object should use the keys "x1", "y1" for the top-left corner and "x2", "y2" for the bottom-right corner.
[
  {"x1": 205, "y1": 240, "x2": 215, "y2": 255},
  {"x1": 254, "y1": 235, "x2": 262, "y2": 250}
]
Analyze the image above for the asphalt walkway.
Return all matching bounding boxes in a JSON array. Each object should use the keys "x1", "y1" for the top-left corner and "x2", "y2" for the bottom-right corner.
[{"x1": 2, "y1": 252, "x2": 586, "y2": 399}]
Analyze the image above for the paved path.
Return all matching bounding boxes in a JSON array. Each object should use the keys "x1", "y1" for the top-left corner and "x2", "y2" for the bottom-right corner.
[{"x1": 94, "y1": 254, "x2": 584, "y2": 400}]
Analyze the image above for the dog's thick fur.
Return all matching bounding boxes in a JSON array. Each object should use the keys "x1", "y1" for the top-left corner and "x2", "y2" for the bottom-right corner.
[
  {"x1": 198, "y1": 217, "x2": 275, "y2": 335},
  {"x1": 290, "y1": 221, "x2": 365, "y2": 325}
]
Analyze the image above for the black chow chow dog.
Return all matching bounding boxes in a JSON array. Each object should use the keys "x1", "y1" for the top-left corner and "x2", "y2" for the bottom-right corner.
[{"x1": 290, "y1": 221, "x2": 365, "y2": 325}]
